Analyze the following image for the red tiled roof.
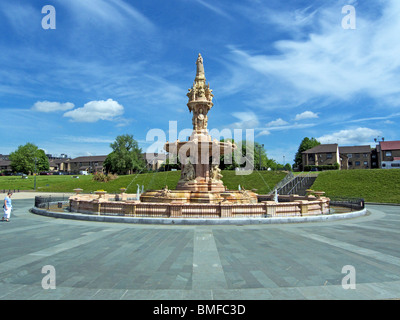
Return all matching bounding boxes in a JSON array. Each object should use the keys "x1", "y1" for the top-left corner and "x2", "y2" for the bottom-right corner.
[{"x1": 380, "y1": 141, "x2": 400, "y2": 151}]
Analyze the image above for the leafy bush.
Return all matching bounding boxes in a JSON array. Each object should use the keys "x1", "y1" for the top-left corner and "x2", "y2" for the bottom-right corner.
[
  {"x1": 92, "y1": 172, "x2": 118, "y2": 182},
  {"x1": 304, "y1": 163, "x2": 340, "y2": 171}
]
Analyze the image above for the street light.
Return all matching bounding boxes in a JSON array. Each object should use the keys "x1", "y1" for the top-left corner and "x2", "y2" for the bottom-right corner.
[
  {"x1": 34, "y1": 157, "x2": 37, "y2": 190},
  {"x1": 257, "y1": 144, "x2": 264, "y2": 170}
]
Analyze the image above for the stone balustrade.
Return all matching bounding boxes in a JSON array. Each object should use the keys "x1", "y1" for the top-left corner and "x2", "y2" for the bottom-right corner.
[{"x1": 69, "y1": 193, "x2": 330, "y2": 218}]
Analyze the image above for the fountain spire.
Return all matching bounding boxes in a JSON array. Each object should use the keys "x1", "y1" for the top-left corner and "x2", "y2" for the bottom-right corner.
[{"x1": 187, "y1": 53, "x2": 214, "y2": 133}]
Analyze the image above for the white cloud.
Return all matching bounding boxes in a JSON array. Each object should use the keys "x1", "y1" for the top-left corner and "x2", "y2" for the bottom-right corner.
[
  {"x1": 230, "y1": 111, "x2": 259, "y2": 129},
  {"x1": 61, "y1": 136, "x2": 114, "y2": 144},
  {"x1": 256, "y1": 130, "x2": 271, "y2": 137},
  {"x1": 266, "y1": 118, "x2": 288, "y2": 127},
  {"x1": 63, "y1": 0, "x2": 155, "y2": 32},
  {"x1": 245, "y1": 4, "x2": 318, "y2": 34},
  {"x1": 194, "y1": 0, "x2": 232, "y2": 19},
  {"x1": 32, "y1": 101, "x2": 75, "y2": 112},
  {"x1": 227, "y1": 0, "x2": 400, "y2": 108},
  {"x1": 294, "y1": 111, "x2": 319, "y2": 121},
  {"x1": 63, "y1": 99, "x2": 124, "y2": 123},
  {"x1": 318, "y1": 127, "x2": 381, "y2": 146}
]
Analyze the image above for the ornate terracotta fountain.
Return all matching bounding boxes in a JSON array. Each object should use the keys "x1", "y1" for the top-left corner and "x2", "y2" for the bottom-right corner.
[
  {"x1": 140, "y1": 54, "x2": 257, "y2": 203},
  {"x1": 68, "y1": 54, "x2": 331, "y2": 219}
]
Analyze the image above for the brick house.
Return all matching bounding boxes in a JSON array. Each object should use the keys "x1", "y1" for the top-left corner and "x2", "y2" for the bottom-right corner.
[
  {"x1": 301, "y1": 144, "x2": 340, "y2": 169},
  {"x1": 0, "y1": 154, "x2": 11, "y2": 173},
  {"x1": 143, "y1": 153, "x2": 166, "y2": 171},
  {"x1": 339, "y1": 145, "x2": 372, "y2": 170},
  {"x1": 66, "y1": 155, "x2": 108, "y2": 174},
  {"x1": 378, "y1": 140, "x2": 400, "y2": 169}
]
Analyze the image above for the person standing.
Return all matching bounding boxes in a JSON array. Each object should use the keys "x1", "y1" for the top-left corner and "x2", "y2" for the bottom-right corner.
[{"x1": 3, "y1": 192, "x2": 12, "y2": 222}]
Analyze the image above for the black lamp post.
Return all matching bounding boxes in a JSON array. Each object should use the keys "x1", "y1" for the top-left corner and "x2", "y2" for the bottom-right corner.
[
  {"x1": 257, "y1": 144, "x2": 264, "y2": 170},
  {"x1": 34, "y1": 157, "x2": 37, "y2": 190}
]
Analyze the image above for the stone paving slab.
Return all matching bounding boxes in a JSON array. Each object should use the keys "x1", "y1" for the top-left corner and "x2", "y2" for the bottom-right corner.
[{"x1": 0, "y1": 196, "x2": 399, "y2": 300}]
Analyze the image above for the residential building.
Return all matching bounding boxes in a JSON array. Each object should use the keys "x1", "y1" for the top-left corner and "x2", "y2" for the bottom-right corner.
[
  {"x1": 143, "y1": 153, "x2": 167, "y2": 171},
  {"x1": 301, "y1": 141, "x2": 400, "y2": 170},
  {"x1": 47, "y1": 154, "x2": 71, "y2": 173},
  {"x1": 339, "y1": 145, "x2": 372, "y2": 170},
  {"x1": 378, "y1": 140, "x2": 400, "y2": 169},
  {"x1": 301, "y1": 144, "x2": 340, "y2": 168},
  {"x1": 67, "y1": 155, "x2": 108, "y2": 174},
  {"x1": 3, "y1": 152, "x2": 165, "y2": 174},
  {"x1": 0, "y1": 154, "x2": 11, "y2": 173},
  {"x1": 49, "y1": 158, "x2": 71, "y2": 173}
]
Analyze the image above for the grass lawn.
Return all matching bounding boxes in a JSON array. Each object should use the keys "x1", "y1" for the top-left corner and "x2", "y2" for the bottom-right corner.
[
  {"x1": 0, "y1": 170, "x2": 287, "y2": 195},
  {"x1": 311, "y1": 169, "x2": 400, "y2": 203}
]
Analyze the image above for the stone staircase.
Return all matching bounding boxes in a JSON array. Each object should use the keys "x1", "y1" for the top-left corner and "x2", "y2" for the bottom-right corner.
[{"x1": 273, "y1": 172, "x2": 318, "y2": 196}]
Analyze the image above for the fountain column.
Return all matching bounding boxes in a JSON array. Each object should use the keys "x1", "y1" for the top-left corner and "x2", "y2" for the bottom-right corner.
[{"x1": 165, "y1": 53, "x2": 235, "y2": 193}]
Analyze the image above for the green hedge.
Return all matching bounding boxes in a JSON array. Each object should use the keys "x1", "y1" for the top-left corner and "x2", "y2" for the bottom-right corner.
[{"x1": 304, "y1": 163, "x2": 340, "y2": 171}]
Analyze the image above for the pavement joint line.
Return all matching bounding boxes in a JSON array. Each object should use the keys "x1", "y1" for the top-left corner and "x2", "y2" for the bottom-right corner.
[
  {"x1": 286, "y1": 229, "x2": 400, "y2": 268},
  {"x1": 0, "y1": 227, "x2": 125, "y2": 274},
  {"x1": 0, "y1": 223, "x2": 54, "y2": 235},
  {"x1": 1, "y1": 280, "x2": 400, "y2": 299},
  {"x1": 344, "y1": 222, "x2": 400, "y2": 234},
  {"x1": 192, "y1": 229, "x2": 228, "y2": 290}
]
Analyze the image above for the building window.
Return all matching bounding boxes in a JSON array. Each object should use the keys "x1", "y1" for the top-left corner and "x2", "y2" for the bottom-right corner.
[
  {"x1": 326, "y1": 153, "x2": 332, "y2": 159},
  {"x1": 363, "y1": 153, "x2": 368, "y2": 158},
  {"x1": 364, "y1": 161, "x2": 368, "y2": 166},
  {"x1": 392, "y1": 163, "x2": 400, "y2": 168},
  {"x1": 355, "y1": 154, "x2": 360, "y2": 158},
  {"x1": 349, "y1": 161, "x2": 353, "y2": 166},
  {"x1": 347, "y1": 154, "x2": 352, "y2": 158},
  {"x1": 355, "y1": 161, "x2": 360, "y2": 166},
  {"x1": 386, "y1": 151, "x2": 392, "y2": 157}
]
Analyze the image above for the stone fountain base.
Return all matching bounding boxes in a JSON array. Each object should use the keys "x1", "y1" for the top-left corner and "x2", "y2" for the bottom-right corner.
[{"x1": 140, "y1": 188, "x2": 258, "y2": 204}]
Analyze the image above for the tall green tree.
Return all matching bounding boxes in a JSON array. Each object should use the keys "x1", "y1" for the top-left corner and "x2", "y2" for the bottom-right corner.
[
  {"x1": 220, "y1": 140, "x2": 280, "y2": 170},
  {"x1": 294, "y1": 137, "x2": 321, "y2": 170},
  {"x1": 9, "y1": 143, "x2": 49, "y2": 174},
  {"x1": 104, "y1": 134, "x2": 145, "y2": 174}
]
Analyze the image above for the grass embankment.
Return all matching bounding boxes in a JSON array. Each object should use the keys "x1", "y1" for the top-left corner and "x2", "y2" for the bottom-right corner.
[
  {"x1": 311, "y1": 169, "x2": 400, "y2": 204},
  {"x1": 0, "y1": 170, "x2": 286, "y2": 195}
]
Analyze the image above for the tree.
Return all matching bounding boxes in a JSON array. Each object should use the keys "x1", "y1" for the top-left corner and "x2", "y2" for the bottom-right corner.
[
  {"x1": 9, "y1": 143, "x2": 49, "y2": 174},
  {"x1": 104, "y1": 134, "x2": 145, "y2": 174},
  {"x1": 220, "y1": 139, "x2": 280, "y2": 170},
  {"x1": 283, "y1": 163, "x2": 292, "y2": 171},
  {"x1": 160, "y1": 156, "x2": 181, "y2": 171},
  {"x1": 294, "y1": 137, "x2": 321, "y2": 170}
]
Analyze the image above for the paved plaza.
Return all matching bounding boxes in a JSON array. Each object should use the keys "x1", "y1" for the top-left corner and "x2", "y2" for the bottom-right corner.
[{"x1": 0, "y1": 193, "x2": 400, "y2": 300}]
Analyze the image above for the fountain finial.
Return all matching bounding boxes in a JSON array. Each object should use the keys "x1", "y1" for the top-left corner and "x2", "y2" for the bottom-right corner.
[{"x1": 196, "y1": 53, "x2": 205, "y2": 81}]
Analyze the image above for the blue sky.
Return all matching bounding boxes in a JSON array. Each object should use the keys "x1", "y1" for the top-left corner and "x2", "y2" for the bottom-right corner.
[{"x1": 1, "y1": 0, "x2": 400, "y2": 166}]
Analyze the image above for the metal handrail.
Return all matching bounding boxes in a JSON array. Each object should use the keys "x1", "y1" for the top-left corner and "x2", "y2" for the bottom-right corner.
[
  {"x1": 287, "y1": 172, "x2": 313, "y2": 195},
  {"x1": 270, "y1": 172, "x2": 296, "y2": 195}
]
